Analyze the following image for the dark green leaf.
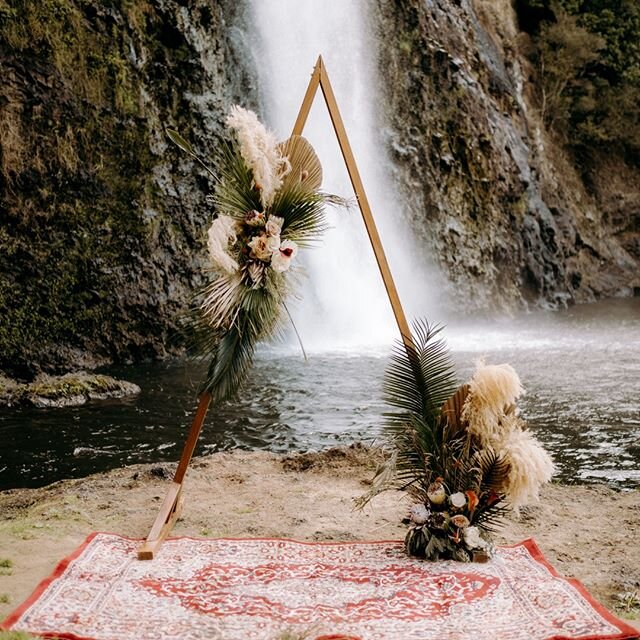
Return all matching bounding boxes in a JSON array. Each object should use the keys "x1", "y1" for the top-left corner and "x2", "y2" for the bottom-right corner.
[{"x1": 166, "y1": 128, "x2": 196, "y2": 156}]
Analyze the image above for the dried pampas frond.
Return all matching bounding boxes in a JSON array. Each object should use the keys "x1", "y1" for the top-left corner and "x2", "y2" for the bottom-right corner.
[
  {"x1": 498, "y1": 428, "x2": 555, "y2": 510},
  {"x1": 226, "y1": 106, "x2": 290, "y2": 207},
  {"x1": 207, "y1": 216, "x2": 239, "y2": 274},
  {"x1": 463, "y1": 361, "x2": 524, "y2": 444},
  {"x1": 462, "y1": 360, "x2": 554, "y2": 511},
  {"x1": 200, "y1": 273, "x2": 242, "y2": 330},
  {"x1": 278, "y1": 135, "x2": 323, "y2": 191}
]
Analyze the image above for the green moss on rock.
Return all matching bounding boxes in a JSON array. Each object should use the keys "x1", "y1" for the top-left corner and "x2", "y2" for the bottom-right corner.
[
  {"x1": 0, "y1": 632, "x2": 46, "y2": 640},
  {"x1": 0, "y1": 372, "x2": 141, "y2": 407},
  {"x1": 0, "y1": 0, "x2": 257, "y2": 378}
]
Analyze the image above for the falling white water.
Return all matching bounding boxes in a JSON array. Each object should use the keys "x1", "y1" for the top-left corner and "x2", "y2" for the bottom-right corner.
[{"x1": 248, "y1": 1, "x2": 434, "y2": 352}]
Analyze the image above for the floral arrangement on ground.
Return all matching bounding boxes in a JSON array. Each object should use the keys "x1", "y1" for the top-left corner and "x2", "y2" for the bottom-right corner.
[
  {"x1": 168, "y1": 107, "x2": 344, "y2": 401},
  {"x1": 359, "y1": 322, "x2": 555, "y2": 562}
]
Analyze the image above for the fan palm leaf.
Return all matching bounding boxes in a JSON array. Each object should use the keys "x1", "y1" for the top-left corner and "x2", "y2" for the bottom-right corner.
[
  {"x1": 278, "y1": 135, "x2": 323, "y2": 191},
  {"x1": 271, "y1": 184, "x2": 329, "y2": 246}
]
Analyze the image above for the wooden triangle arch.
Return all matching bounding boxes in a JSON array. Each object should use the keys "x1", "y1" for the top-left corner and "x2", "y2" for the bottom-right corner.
[{"x1": 137, "y1": 55, "x2": 416, "y2": 560}]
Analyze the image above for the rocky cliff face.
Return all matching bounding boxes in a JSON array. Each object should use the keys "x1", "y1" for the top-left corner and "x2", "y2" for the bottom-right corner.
[
  {"x1": 371, "y1": 0, "x2": 639, "y2": 312},
  {"x1": 0, "y1": 0, "x2": 258, "y2": 378},
  {"x1": 2, "y1": 0, "x2": 638, "y2": 378}
]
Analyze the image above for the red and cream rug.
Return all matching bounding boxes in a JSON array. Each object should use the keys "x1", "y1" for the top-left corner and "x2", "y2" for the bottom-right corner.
[{"x1": 2, "y1": 533, "x2": 637, "y2": 640}]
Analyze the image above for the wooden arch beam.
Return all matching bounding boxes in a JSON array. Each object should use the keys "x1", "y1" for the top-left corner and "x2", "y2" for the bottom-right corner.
[
  {"x1": 292, "y1": 56, "x2": 414, "y2": 352},
  {"x1": 137, "y1": 55, "x2": 414, "y2": 560}
]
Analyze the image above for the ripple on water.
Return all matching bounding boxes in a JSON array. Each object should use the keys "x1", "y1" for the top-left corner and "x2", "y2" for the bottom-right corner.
[{"x1": 0, "y1": 299, "x2": 638, "y2": 490}]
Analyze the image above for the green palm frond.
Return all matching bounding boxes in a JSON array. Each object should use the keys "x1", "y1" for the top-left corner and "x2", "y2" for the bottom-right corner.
[
  {"x1": 212, "y1": 141, "x2": 262, "y2": 217},
  {"x1": 176, "y1": 305, "x2": 240, "y2": 401},
  {"x1": 413, "y1": 322, "x2": 459, "y2": 420},
  {"x1": 181, "y1": 288, "x2": 281, "y2": 400},
  {"x1": 357, "y1": 321, "x2": 459, "y2": 508},
  {"x1": 271, "y1": 183, "x2": 328, "y2": 246},
  {"x1": 384, "y1": 320, "x2": 459, "y2": 476},
  {"x1": 177, "y1": 303, "x2": 224, "y2": 362},
  {"x1": 201, "y1": 318, "x2": 256, "y2": 402},
  {"x1": 384, "y1": 323, "x2": 457, "y2": 427},
  {"x1": 238, "y1": 275, "x2": 285, "y2": 338},
  {"x1": 184, "y1": 276, "x2": 284, "y2": 400}
]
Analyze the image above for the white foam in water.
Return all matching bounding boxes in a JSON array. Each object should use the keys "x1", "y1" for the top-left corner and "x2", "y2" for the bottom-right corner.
[
  {"x1": 579, "y1": 469, "x2": 640, "y2": 483},
  {"x1": 249, "y1": 1, "x2": 434, "y2": 353}
]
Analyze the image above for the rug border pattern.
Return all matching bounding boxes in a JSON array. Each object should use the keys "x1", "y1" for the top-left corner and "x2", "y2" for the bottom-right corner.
[{"x1": 1, "y1": 533, "x2": 638, "y2": 640}]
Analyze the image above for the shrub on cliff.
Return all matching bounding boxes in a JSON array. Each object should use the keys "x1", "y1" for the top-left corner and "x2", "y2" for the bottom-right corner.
[{"x1": 516, "y1": 0, "x2": 640, "y2": 158}]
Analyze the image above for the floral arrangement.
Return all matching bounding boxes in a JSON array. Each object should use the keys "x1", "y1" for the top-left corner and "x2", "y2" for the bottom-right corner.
[
  {"x1": 359, "y1": 322, "x2": 554, "y2": 562},
  {"x1": 168, "y1": 106, "x2": 340, "y2": 401}
]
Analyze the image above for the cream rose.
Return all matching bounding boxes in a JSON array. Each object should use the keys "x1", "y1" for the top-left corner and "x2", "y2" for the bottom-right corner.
[
  {"x1": 265, "y1": 215, "x2": 284, "y2": 237},
  {"x1": 248, "y1": 233, "x2": 273, "y2": 261},
  {"x1": 265, "y1": 235, "x2": 281, "y2": 253},
  {"x1": 450, "y1": 492, "x2": 467, "y2": 509},
  {"x1": 463, "y1": 526, "x2": 484, "y2": 549}
]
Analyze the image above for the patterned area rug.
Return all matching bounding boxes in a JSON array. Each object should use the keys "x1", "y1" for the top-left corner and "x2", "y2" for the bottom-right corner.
[{"x1": 2, "y1": 533, "x2": 637, "y2": 640}]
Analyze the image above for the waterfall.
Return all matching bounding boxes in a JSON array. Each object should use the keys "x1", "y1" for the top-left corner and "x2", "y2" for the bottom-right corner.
[{"x1": 248, "y1": 1, "x2": 434, "y2": 352}]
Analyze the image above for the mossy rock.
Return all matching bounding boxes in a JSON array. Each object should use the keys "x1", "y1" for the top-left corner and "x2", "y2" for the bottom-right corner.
[{"x1": 0, "y1": 372, "x2": 140, "y2": 407}]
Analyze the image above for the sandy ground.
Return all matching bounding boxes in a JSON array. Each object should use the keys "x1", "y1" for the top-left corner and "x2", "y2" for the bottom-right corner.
[{"x1": 0, "y1": 445, "x2": 638, "y2": 631}]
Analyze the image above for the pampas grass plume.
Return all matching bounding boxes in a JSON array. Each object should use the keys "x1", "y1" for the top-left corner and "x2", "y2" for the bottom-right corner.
[
  {"x1": 463, "y1": 360, "x2": 554, "y2": 510},
  {"x1": 469, "y1": 360, "x2": 524, "y2": 411},
  {"x1": 463, "y1": 361, "x2": 524, "y2": 443},
  {"x1": 501, "y1": 428, "x2": 555, "y2": 510},
  {"x1": 207, "y1": 215, "x2": 239, "y2": 275},
  {"x1": 226, "y1": 106, "x2": 290, "y2": 207}
]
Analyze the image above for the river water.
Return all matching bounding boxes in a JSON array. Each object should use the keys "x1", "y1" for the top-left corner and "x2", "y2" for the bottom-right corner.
[{"x1": 1, "y1": 299, "x2": 638, "y2": 491}]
